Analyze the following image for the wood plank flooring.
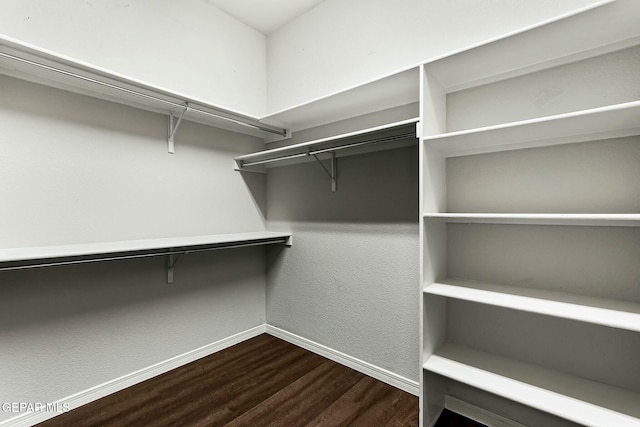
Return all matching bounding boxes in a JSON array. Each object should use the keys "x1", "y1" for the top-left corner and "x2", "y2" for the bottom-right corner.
[{"x1": 37, "y1": 334, "x2": 419, "y2": 426}]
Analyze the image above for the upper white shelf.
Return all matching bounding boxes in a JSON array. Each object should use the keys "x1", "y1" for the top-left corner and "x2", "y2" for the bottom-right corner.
[
  {"x1": 235, "y1": 118, "x2": 418, "y2": 170},
  {"x1": 262, "y1": 1, "x2": 640, "y2": 134},
  {"x1": 262, "y1": 67, "x2": 420, "y2": 133},
  {"x1": 0, "y1": 34, "x2": 286, "y2": 138},
  {"x1": 424, "y1": 278, "x2": 640, "y2": 333},
  {"x1": 424, "y1": 343, "x2": 640, "y2": 427},
  {"x1": 424, "y1": 0, "x2": 640, "y2": 92},
  {"x1": 423, "y1": 213, "x2": 640, "y2": 227},
  {"x1": 0, "y1": 231, "x2": 292, "y2": 270},
  {"x1": 423, "y1": 101, "x2": 640, "y2": 157}
]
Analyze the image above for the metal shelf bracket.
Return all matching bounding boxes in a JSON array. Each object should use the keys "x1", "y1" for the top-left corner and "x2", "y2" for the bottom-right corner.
[
  {"x1": 168, "y1": 104, "x2": 189, "y2": 153},
  {"x1": 166, "y1": 253, "x2": 181, "y2": 284},
  {"x1": 313, "y1": 152, "x2": 337, "y2": 193}
]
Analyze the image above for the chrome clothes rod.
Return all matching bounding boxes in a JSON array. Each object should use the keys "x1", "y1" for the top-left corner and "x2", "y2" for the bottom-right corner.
[
  {"x1": 240, "y1": 131, "x2": 416, "y2": 168},
  {"x1": 0, "y1": 51, "x2": 287, "y2": 136},
  {"x1": 0, "y1": 237, "x2": 290, "y2": 272}
]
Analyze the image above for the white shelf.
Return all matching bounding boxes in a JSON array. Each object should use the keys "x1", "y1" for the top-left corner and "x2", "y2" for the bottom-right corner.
[
  {"x1": 0, "y1": 34, "x2": 286, "y2": 138},
  {"x1": 0, "y1": 231, "x2": 292, "y2": 269},
  {"x1": 424, "y1": 278, "x2": 640, "y2": 333},
  {"x1": 423, "y1": 101, "x2": 640, "y2": 157},
  {"x1": 235, "y1": 118, "x2": 418, "y2": 169},
  {"x1": 424, "y1": 343, "x2": 640, "y2": 427},
  {"x1": 424, "y1": 0, "x2": 640, "y2": 92},
  {"x1": 262, "y1": 67, "x2": 419, "y2": 132},
  {"x1": 423, "y1": 213, "x2": 640, "y2": 227}
]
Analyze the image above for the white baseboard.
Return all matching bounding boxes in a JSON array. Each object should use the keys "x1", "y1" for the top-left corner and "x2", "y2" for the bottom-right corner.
[
  {"x1": 265, "y1": 325, "x2": 420, "y2": 396},
  {"x1": 0, "y1": 325, "x2": 266, "y2": 427},
  {"x1": 445, "y1": 396, "x2": 526, "y2": 427},
  {"x1": 2, "y1": 324, "x2": 419, "y2": 426}
]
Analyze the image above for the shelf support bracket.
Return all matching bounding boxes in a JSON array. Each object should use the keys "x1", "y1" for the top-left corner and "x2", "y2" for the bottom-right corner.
[
  {"x1": 168, "y1": 104, "x2": 188, "y2": 154},
  {"x1": 312, "y1": 152, "x2": 337, "y2": 192},
  {"x1": 166, "y1": 253, "x2": 181, "y2": 284}
]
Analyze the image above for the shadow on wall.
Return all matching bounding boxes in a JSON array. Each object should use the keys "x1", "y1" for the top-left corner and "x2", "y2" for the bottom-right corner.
[
  {"x1": 239, "y1": 170, "x2": 267, "y2": 222},
  {"x1": 0, "y1": 246, "x2": 265, "y2": 333},
  {"x1": 265, "y1": 146, "x2": 419, "y2": 224}
]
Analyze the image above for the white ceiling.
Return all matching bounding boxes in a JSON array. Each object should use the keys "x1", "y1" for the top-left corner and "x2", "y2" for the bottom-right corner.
[{"x1": 207, "y1": 0, "x2": 326, "y2": 35}]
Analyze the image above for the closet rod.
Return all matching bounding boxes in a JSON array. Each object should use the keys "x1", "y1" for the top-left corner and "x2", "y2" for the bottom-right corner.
[
  {"x1": 240, "y1": 131, "x2": 416, "y2": 168},
  {"x1": 0, "y1": 52, "x2": 287, "y2": 136},
  {"x1": 0, "y1": 238, "x2": 290, "y2": 272}
]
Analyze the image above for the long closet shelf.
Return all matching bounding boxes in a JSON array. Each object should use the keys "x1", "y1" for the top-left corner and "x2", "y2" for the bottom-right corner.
[
  {"x1": 234, "y1": 118, "x2": 418, "y2": 170},
  {"x1": 0, "y1": 34, "x2": 286, "y2": 138},
  {"x1": 262, "y1": 68, "x2": 420, "y2": 132},
  {"x1": 424, "y1": 278, "x2": 640, "y2": 332},
  {"x1": 423, "y1": 213, "x2": 640, "y2": 227},
  {"x1": 423, "y1": 101, "x2": 640, "y2": 157},
  {"x1": 0, "y1": 231, "x2": 292, "y2": 271},
  {"x1": 423, "y1": 343, "x2": 640, "y2": 427}
]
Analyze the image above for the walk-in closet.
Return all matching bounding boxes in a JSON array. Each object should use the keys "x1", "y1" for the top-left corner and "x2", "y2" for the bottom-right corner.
[{"x1": 1, "y1": 1, "x2": 639, "y2": 426}]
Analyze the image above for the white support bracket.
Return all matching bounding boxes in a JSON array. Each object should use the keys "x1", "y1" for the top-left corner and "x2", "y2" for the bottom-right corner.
[
  {"x1": 168, "y1": 104, "x2": 189, "y2": 154},
  {"x1": 312, "y1": 152, "x2": 337, "y2": 193},
  {"x1": 166, "y1": 253, "x2": 181, "y2": 284}
]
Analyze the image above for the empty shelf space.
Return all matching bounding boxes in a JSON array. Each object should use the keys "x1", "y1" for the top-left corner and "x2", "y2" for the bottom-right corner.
[
  {"x1": 423, "y1": 213, "x2": 640, "y2": 226},
  {"x1": 262, "y1": 67, "x2": 419, "y2": 132},
  {"x1": 424, "y1": 1, "x2": 640, "y2": 92},
  {"x1": 234, "y1": 118, "x2": 418, "y2": 169},
  {"x1": 422, "y1": 101, "x2": 640, "y2": 157},
  {"x1": 424, "y1": 278, "x2": 640, "y2": 332},
  {"x1": 0, "y1": 231, "x2": 292, "y2": 270},
  {"x1": 423, "y1": 343, "x2": 640, "y2": 427}
]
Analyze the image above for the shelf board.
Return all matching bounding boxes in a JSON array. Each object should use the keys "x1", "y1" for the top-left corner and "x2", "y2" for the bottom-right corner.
[
  {"x1": 262, "y1": 67, "x2": 419, "y2": 132},
  {"x1": 423, "y1": 213, "x2": 640, "y2": 227},
  {"x1": 424, "y1": 343, "x2": 640, "y2": 426},
  {"x1": 424, "y1": 1, "x2": 640, "y2": 92},
  {"x1": 0, "y1": 231, "x2": 292, "y2": 270},
  {"x1": 0, "y1": 34, "x2": 285, "y2": 138},
  {"x1": 423, "y1": 101, "x2": 640, "y2": 157},
  {"x1": 424, "y1": 278, "x2": 640, "y2": 333},
  {"x1": 235, "y1": 118, "x2": 418, "y2": 169}
]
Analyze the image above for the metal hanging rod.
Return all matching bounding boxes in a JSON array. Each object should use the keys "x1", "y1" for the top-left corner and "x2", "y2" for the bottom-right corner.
[
  {"x1": 0, "y1": 237, "x2": 290, "y2": 283},
  {"x1": 0, "y1": 51, "x2": 287, "y2": 136},
  {"x1": 240, "y1": 131, "x2": 416, "y2": 168}
]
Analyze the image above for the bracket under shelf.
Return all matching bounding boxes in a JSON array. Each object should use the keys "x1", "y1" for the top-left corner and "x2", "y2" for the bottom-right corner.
[
  {"x1": 313, "y1": 152, "x2": 337, "y2": 192},
  {"x1": 167, "y1": 104, "x2": 188, "y2": 154}
]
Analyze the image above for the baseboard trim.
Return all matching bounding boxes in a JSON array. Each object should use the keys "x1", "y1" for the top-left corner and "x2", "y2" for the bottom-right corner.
[
  {"x1": 265, "y1": 325, "x2": 420, "y2": 396},
  {"x1": 445, "y1": 396, "x2": 526, "y2": 427},
  {"x1": 0, "y1": 325, "x2": 266, "y2": 427}
]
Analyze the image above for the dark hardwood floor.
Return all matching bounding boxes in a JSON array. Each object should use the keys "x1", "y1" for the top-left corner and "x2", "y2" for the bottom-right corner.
[{"x1": 37, "y1": 334, "x2": 419, "y2": 426}]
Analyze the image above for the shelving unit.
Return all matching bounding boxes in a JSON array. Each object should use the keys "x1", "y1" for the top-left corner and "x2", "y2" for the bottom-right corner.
[
  {"x1": 424, "y1": 279, "x2": 640, "y2": 332},
  {"x1": 418, "y1": 1, "x2": 640, "y2": 426},
  {"x1": 234, "y1": 118, "x2": 418, "y2": 169},
  {"x1": 423, "y1": 213, "x2": 640, "y2": 227},
  {"x1": 0, "y1": 231, "x2": 292, "y2": 283},
  {"x1": 424, "y1": 343, "x2": 640, "y2": 427},
  {"x1": 0, "y1": 34, "x2": 287, "y2": 142},
  {"x1": 235, "y1": 117, "x2": 418, "y2": 192},
  {"x1": 423, "y1": 101, "x2": 640, "y2": 158}
]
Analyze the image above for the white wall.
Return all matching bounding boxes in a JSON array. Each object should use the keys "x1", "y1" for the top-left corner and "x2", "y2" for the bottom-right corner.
[
  {"x1": 265, "y1": 144, "x2": 420, "y2": 383},
  {"x1": 266, "y1": 0, "x2": 603, "y2": 113},
  {"x1": 0, "y1": 74, "x2": 268, "y2": 423},
  {"x1": 0, "y1": 75, "x2": 266, "y2": 247},
  {"x1": 0, "y1": 0, "x2": 267, "y2": 116}
]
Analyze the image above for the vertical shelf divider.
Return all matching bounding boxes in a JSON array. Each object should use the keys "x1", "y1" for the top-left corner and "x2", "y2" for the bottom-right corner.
[{"x1": 419, "y1": 64, "x2": 449, "y2": 427}]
